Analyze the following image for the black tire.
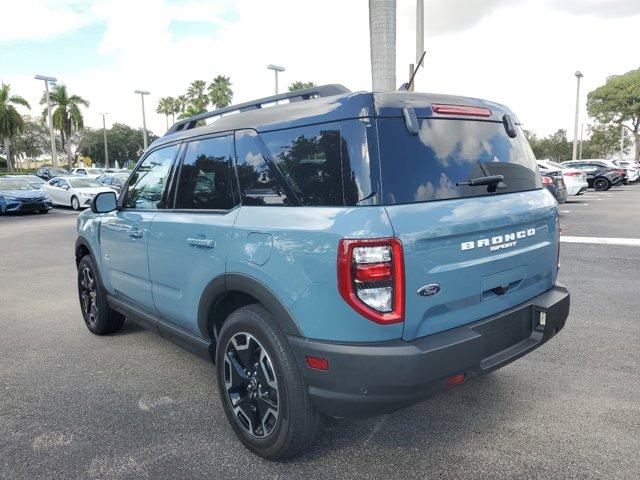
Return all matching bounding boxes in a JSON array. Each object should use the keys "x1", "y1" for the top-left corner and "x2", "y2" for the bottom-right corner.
[
  {"x1": 71, "y1": 196, "x2": 80, "y2": 210},
  {"x1": 39, "y1": 209, "x2": 50, "y2": 214},
  {"x1": 77, "y1": 255, "x2": 124, "y2": 335},
  {"x1": 215, "y1": 305, "x2": 322, "y2": 460},
  {"x1": 593, "y1": 178, "x2": 610, "y2": 191}
]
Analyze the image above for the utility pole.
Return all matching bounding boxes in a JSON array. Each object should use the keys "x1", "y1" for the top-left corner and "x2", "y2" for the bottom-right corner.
[
  {"x1": 369, "y1": 0, "x2": 396, "y2": 91},
  {"x1": 134, "y1": 90, "x2": 150, "y2": 150},
  {"x1": 267, "y1": 65, "x2": 285, "y2": 95},
  {"x1": 572, "y1": 71, "x2": 583, "y2": 161},
  {"x1": 100, "y1": 113, "x2": 109, "y2": 168},
  {"x1": 35, "y1": 74, "x2": 58, "y2": 167},
  {"x1": 579, "y1": 123, "x2": 584, "y2": 160}
]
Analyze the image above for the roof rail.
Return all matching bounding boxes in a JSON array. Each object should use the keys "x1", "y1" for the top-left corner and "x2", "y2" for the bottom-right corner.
[{"x1": 165, "y1": 84, "x2": 350, "y2": 135}]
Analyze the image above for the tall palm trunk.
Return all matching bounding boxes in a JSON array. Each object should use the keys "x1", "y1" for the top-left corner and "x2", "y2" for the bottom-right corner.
[
  {"x1": 3, "y1": 137, "x2": 13, "y2": 173},
  {"x1": 165, "y1": 115, "x2": 169, "y2": 131}
]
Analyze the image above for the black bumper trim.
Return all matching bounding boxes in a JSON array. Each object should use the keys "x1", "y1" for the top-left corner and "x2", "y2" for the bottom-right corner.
[{"x1": 288, "y1": 284, "x2": 570, "y2": 419}]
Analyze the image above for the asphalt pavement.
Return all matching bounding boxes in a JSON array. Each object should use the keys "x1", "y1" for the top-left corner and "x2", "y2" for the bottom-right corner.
[{"x1": 1, "y1": 188, "x2": 639, "y2": 479}]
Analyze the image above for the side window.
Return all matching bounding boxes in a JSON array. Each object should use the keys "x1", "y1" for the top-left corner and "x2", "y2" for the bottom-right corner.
[
  {"x1": 125, "y1": 144, "x2": 178, "y2": 209},
  {"x1": 261, "y1": 122, "x2": 343, "y2": 206},
  {"x1": 175, "y1": 135, "x2": 236, "y2": 210},
  {"x1": 49, "y1": 179, "x2": 59, "y2": 187},
  {"x1": 235, "y1": 129, "x2": 290, "y2": 206}
]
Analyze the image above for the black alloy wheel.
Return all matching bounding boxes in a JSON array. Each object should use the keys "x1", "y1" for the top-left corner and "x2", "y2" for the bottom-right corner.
[
  {"x1": 79, "y1": 266, "x2": 99, "y2": 328},
  {"x1": 224, "y1": 332, "x2": 279, "y2": 438}
]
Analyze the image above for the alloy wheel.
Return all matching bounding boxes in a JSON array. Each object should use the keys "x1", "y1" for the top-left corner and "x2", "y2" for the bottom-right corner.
[
  {"x1": 72, "y1": 197, "x2": 80, "y2": 210},
  {"x1": 80, "y1": 267, "x2": 98, "y2": 326},
  {"x1": 224, "y1": 332, "x2": 279, "y2": 438}
]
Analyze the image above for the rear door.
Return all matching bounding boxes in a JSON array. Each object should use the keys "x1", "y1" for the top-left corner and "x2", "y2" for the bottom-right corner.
[
  {"x1": 376, "y1": 117, "x2": 558, "y2": 341},
  {"x1": 148, "y1": 134, "x2": 239, "y2": 333}
]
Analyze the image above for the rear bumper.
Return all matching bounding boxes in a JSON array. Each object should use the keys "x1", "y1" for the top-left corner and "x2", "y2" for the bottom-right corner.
[{"x1": 289, "y1": 283, "x2": 570, "y2": 419}]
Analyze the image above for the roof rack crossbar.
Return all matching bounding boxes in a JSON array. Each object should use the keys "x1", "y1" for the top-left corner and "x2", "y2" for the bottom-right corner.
[{"x1": 165, "y1": 84, "x2": 350, "y2": 135}]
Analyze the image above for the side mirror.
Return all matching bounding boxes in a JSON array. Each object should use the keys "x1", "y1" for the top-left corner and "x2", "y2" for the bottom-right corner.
[
  {"x1": 62, "y1": 185, "x2": 70, "y2": 190},
  {"x1": 91, "y1": 191, "x2": 117, "y2": 214}
]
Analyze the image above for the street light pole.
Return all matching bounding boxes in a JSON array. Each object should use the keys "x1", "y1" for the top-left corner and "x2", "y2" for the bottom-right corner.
[
  {"x1": 35, "y1": 74, "x2": 58, "y2": 167},
  {"x1": 134, "y1": 90, "x2": 150, "y2": 150},
  {"x1": 100, "y1": 113, "x2": 109, "y2": 168},
  {"x1": 579, "y1": 123, "x2": 584, "y2": 160},
  {"x1": 267, "y1": 65, "x2": 285, "y2": 95},
  {"x1": 620, "y1": 124, "x2": 625, "y2": 161},
  {"x1": 572, "y1": 71, "x2": 583, "y2": 161}
]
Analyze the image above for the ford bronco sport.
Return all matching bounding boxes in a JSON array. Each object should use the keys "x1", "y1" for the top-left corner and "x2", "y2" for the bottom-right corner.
[{"x1": 75, "y1": 85, "x2": 570, "y2": 459}]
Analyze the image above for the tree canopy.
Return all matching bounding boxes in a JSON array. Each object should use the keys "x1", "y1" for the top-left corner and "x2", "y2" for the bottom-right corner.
[
  {"x1": 288, "y1": 81, "x2": 317, "y2": 92},
  {"x1": 76, "y1": 123, "x2": 158, "y2": 167},
  {"x1": 587, "y1": 68, "x2": 640, "y2": 160}
]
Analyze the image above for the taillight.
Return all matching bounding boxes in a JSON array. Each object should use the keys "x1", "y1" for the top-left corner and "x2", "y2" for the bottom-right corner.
[
  {"x1": 431, "y1": 104, "x2": 492, "y2": 117},
  {"x1": 337, "y1": 238, "x2": 404, "y2": 324},
  {"x1": 564, "y1": 171, "x2": 581, "y2": 177},
  {"x1": 541, "y1": 176, "x2": 553, "y2": 185}
]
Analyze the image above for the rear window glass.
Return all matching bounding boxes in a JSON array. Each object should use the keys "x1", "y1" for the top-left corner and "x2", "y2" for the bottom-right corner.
[
  {"x1": 261, "y1": 123, "x2": 343, "y2": 206},
  {"x1": 377, "y1": 118, "x2": 541, "y2": 204}
]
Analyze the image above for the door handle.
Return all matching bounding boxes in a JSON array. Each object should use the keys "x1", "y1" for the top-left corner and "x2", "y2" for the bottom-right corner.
[
  {"x1": 186, "y1": 237, "x2": 215, "y2": 249},
  {"x1": 129, "y1": 228, "x2": 143, "y2": 239}
]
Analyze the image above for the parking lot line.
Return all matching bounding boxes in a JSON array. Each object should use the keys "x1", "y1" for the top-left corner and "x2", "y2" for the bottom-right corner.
[{"x1": 561, "y1": 236, "x2": 640, "y2": 247}]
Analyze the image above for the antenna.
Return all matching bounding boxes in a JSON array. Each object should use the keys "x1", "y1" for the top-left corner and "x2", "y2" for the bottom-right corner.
[{"x1": 398, "y1": 50, "x2": 426, "y2": 92}]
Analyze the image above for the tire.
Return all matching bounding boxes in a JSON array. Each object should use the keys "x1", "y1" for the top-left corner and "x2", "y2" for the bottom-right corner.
[
  {"x1": 39, "y1": 209, "x2": 50, "y2": 214},
  {"x1": 77, "y1": 255, "x2": 124, "y2": 335},
  {"x1": 71, "y1": 196, "x2": 80, "y2": 210},
  {"x1": 215, "y1": 305, "x2": 322, "y2": 460},
  {"x1": 593, "y1": 178, "x2": 610, "y2": 191}
]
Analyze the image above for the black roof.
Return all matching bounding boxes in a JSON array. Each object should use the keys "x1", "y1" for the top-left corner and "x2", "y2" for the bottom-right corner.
[{"x1": 149, "y1": 84, "x2": 517, "y2": 151}]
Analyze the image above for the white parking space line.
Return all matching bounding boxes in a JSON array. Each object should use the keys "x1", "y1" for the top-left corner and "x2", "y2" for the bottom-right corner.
[
  {"x1": 560, "y1": 210, "x2": 571, "y2": 213},
  {"x1": 561, "y1": 236, "x2": 640, "y2": 247}
]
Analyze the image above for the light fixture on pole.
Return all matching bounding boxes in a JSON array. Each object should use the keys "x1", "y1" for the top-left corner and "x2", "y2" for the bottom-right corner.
[
  {"x1": 267, "y1": 65, "x2": 285, "y2": 95},
  {"x1": 35, "y1": 74, "x2": 58, "y2": 167},
  {"x1": 100, "y1": 113, "x2": 109, "y2": 169},
  {"x1": 134, "y1": 90, "x2": 150, "y2": 150},
  {"x1": 572, "y1": 71, "x2": 583, "y2": 161}
]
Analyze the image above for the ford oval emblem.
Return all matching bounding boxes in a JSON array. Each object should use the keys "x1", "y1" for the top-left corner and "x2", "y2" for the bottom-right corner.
[{"x1": 417, "y1": 284, "x2": 441, "y2": 297}]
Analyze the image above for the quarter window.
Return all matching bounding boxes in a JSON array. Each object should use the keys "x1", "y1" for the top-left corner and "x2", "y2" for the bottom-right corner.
[
  {"x1": 175, "y1": 135, "x2": 236, "y2": 210},
  {"x1": 125, "y1": 144, "x2": 178, "y2": 209},
  {"x1": 261, "y1": 123, "x2": 343, "y2": 206}
]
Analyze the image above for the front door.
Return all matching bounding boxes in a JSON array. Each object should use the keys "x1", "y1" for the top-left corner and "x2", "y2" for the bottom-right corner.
[
  {"x1": 99, "y1": 143, "x2": 179, "y2": 312},
  {"x1": 148, "y1": 134, "x2": 239, "y2": 333}
]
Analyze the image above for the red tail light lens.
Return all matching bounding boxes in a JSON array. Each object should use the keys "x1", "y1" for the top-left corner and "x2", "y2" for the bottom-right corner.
[
  {"x1": 541, "y1": 176, "x2": 553, "y2": 185},
  {"x1": 564, "y1": 171, "x2": 581, "y2": 177},
  {"x1": 337, "y1": 238, "x2": 404, "y2": 325},
  {"x1": 432, "y1": 104, "x2": 492, "y2": 117}
]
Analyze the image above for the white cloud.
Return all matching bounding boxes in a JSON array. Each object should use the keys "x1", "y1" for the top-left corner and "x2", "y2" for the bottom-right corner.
[{"x1": 3, "y1": 0, "x2": 640, "y2": 147}]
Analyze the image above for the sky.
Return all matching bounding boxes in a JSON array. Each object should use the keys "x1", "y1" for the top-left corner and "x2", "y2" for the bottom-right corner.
[{"x1": 2, "y1": 0, "x2": 640, "y2": 141}]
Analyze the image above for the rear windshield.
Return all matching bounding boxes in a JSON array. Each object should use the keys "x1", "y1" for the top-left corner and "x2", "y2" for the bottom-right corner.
[
  {"x1": 69, "y1": 178, "x2": 101, "y2": 188},
  {"x1": 377, "y1": 118, "x2": 541, "y2": 204}
]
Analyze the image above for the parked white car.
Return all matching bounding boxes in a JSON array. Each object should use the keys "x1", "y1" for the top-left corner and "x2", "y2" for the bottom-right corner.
[
  {"x1": 42, "y1": 176, "x2": 117, "y2": 210},
  {"x1": 613, "y1": 160, "x2": 640, "y2": 182},
  {"x1": 537, "y1": 159, "x2": 588, "y2": 196},
  {"x1": 70, "y1": 167, "x2": 105, "y2": 179}
]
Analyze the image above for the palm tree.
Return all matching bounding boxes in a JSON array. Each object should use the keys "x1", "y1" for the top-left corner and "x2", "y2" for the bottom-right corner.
[
  {"x1": 178, "y1": 104, "x2": 206, "y2": 120},
  {"x1": 288, "y1": 81, "x2": 317, "y2": 92},
  {"x1": 156, "y1": 97, "x2": 174, "y2": 131},
  {"x1": 42, "y1": 84, "x2": 89, "y2": 170},
  {"x1": 208, "y1": 75, "x2": 233, "y2": 109},
  {"x1": 186, "y1": 80, "x2": 209, "y2": 111},
  {"x1": 176, "y1": 95, "x2": 188, "y2": 116},
  {"x1": 0, "y1": 83, "x2": 31, "y2": 173}
]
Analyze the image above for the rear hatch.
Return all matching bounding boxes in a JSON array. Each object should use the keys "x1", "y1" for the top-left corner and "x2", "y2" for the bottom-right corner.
[{"x1": 375, "y1": 108, "x2": 559, "y2": 341}]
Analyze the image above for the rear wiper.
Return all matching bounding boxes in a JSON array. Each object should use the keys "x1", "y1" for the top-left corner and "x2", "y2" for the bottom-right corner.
[{"x1": 456, "y1": 175, "x2": 504, "y2": 193}]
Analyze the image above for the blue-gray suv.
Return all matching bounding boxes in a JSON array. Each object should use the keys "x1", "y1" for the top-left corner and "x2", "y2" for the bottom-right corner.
[{"x1": 75, "y1": 85, "x2": 570, "y2": 459}]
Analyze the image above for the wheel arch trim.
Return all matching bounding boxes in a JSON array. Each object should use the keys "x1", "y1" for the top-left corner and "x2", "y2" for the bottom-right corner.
[{"x1": 197, "y1": 273, "x2": 304, "y2": 341}]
